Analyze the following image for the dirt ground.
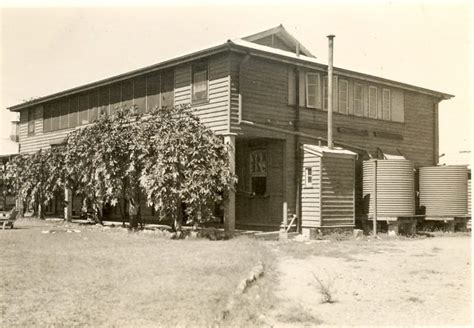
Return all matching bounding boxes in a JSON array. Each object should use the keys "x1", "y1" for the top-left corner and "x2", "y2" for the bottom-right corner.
[
  {"x1": 1, "y1": 218, "x2": 471, "y2": 327},
  {"x1": 266, "y1": 236, "x2": 472, "y2": 326}
]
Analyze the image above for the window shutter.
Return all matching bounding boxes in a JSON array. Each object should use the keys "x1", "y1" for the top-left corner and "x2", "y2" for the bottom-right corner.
[
  {"x1": 51, "y1": 102, "x2": 60, "y2": 131},
  {"x1": 27, "y1": 108, "x2": 35, "y2": 135},
  {"x1": 306, "y1": 73, "x2": 321, "y2": 108},
  {"x1": 68, "y1": 97, "x2": 78, "y2": 128},
  {"x1": 339, "y1": 79, "x2": 349, "y2": 114},
  {"x1": 192, "y1": 61, "x2": 209, "y2": 102},
  {"x1": 382, "y1": 88, "x2": 391, "y2": 120},
  {"x1": 288, "y1": 68, "x2": 296, "y2": 105},
  {"x1": 354, "y1": 83, "x2": 363, "y2": 116},
  {"x1": 298, "y1": 71, "x2": 305, "y2": 107},
  {"x1": 391, "y1": 88, "x2": 404, "y2": 122},
  {"x1": 89, "y1": 90, "x2": 99, "y2": 122},
  {"x1": 323, "y1": 76, "x2": 328, "y2": 110},
  {"x1": 323, "y1": 76, "x2": 338, "y2": 111},
  {"x1": 146, "y1": 73, "x2": 160, "y2": 111},
  {"x1": 43, "y1": 104, "x2": 52, "y2": 133},
  {"x1": 78, "y1": 93, "x2": 89, "y2": 125},
  {"x1": 59, "y1": 98, "x2": 70, "y2": 130},
  {"x1": 369, "y1": 86, "x2": 377, "y2": 118},
  {"x1": 99, "y1": 87, "x2": 110, "y2": 116}
]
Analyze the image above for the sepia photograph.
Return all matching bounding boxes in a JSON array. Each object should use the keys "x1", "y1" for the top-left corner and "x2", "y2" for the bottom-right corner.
[{"x1": 0, "y1": 0, "x2": 472, "y2": 326}]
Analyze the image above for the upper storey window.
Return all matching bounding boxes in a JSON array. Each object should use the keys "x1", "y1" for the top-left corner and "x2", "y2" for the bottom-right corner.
[
  {"x1": 192, "y1": 61, "x2": 209, "y2": 103},
  {"x1": 368, "y1": 86, "x2": 378, "y2": 119},
  {"x1": 323, "y1": 75, "x2": 338, "y2": 111},
  {"x1": 338, "y1": 79, "x2": 349, "y2": 114},
  {"x1": 305, "y1": 72, "x2": 321, "y2": 109},
  {"x1": 382, "y1": 88, "x2": 391, "y2": 120},
  {"x1": 27, "y1": 108, "x2": 35, "y2": 135},
  {"x1": 288, "y1": 68, "x2": 403, "y2": 123},
  {"x1": 354, "y1": 83, "x2": 364, "y2": 117}
]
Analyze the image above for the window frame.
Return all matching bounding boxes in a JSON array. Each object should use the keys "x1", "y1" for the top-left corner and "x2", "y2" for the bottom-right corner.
[
  {"x1": 305, "y1": 72, "x2": 321, "y2": 109},
  {"x1": 192, "y1": 60, "x2": 209, "y2": 104},
  {"x1": 43, "y1": 104, "x2": 52, "y2": 133},
  {"x1": 78, "y1": 93, "x2": 90, "y2": 126},
  {"x1": 160, "y1": 69, "x2": 174, "y2": 109},
  {"x1": 322, "y1": 75, "x2": 338, "y2": 112},
  {"x1": 304, "y1": 167, "x2": 313, "y2": 188},
  {"x1": 249, "y1": 149, "x2": 267, "y2": 196},
  {"x1": 368, "y1": 85, "x2": 378, "y2": 119},
  {"x1": 287, "y1": 67, "x2": 296, "y2": 106},
  {"x1": 354, "y1": 83, "x2": 364, "y2": 117},
  {"x1": 323, "y1": 76, "x2": 328, "y2": 111},
  {"x1": 27, "y1": 108, "x2": 35, "y2": 136},
  {"x1": 382, "y1": 88, "x2": 391, "y2": 121},
  {"x1": 338, "y1": 79, "x2": 349, "y2": 114}
]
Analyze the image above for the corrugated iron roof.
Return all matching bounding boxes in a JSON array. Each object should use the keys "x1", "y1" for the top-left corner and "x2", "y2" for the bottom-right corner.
[
  {"x1": 303, "y1": 144, "x2": 357, "y2": 158},
  {"x1": 7, "y1": 25, "x2": 454, "y2": 112}
]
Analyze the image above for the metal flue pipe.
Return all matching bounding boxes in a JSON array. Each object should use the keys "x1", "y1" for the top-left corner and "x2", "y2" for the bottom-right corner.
[{"x1": 327, "y1": 35, "x2": 335, "y2": 149}]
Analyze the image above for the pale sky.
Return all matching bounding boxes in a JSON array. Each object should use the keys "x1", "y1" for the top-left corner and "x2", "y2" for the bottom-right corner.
[{"x1": 0, "y1": 1, "x2": 472, "y2": 163}]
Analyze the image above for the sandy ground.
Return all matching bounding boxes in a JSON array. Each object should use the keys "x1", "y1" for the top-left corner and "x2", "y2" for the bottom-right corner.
[{"x1": 266, "y1": 236, "x2": 471, "y2": 326}]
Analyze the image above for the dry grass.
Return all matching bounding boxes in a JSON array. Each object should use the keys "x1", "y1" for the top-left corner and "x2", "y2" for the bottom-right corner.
[
  {"x1": 275, "y1": 305, "x2": 323, "y2": 325},
  {"x1": 0, "y1": 219, "x2": 275, "y2": 327},
  {"x1": 312, "y1": 273, "x2": 337, "y2": 304}
]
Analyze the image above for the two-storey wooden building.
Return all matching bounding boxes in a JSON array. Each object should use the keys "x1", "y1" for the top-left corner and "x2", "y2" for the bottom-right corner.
[{"x1": 7, "y1": 25, "x2": 453, "y2": 231}]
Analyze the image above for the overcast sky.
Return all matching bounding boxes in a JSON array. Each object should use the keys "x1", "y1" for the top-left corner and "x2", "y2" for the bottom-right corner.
[{"x1": 0, "y1": 1, "x2": 472, "y2": 163}]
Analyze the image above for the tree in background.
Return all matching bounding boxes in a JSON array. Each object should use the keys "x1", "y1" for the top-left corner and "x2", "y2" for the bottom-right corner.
[{"x1": 4, "y1": 150, "x2": 65, "y2": 219}]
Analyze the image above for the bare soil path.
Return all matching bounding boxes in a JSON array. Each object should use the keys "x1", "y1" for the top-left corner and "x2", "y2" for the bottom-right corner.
[{"x1": 266, "y1": 236, "x2": 471, "y2": 326}]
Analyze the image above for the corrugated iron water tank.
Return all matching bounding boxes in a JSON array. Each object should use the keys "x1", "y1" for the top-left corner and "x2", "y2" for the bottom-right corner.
[
  {"x1": 363, "y1": 159, "x2": 415, "y2": 218},
  {"x1": 419, "y1": 165, "x2": 468, "y2": 217},
  {"x1": 468, "y1": 173, "x2": 471, "y2": 217}
]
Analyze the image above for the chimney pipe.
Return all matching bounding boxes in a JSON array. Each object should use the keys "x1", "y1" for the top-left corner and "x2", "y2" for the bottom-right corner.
[{"x1": 327, "y1": 35, "x2": 335, "y2": 149}]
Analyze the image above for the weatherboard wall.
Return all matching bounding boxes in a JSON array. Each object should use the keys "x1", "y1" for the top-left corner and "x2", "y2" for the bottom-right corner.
[
  {"x1": 235, "y1": 56, "x2": 440, "y2": 168},
  {"x1": 17, "y1": 54, "x2": 232, "y2": 154},
  {"x1": 301, "y1": 153, "x2": 322, "y2": 227}
]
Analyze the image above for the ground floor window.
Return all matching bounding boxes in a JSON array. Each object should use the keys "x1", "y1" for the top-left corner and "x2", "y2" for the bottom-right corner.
[
  {"x1": 249, "y1": 150, "x2": 267, "y2": 196},
  {"x1": 304, "y1": 167, "x2": 313, "y2": 187}
]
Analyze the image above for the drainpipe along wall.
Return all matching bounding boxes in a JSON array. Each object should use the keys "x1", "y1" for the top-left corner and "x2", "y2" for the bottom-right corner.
[{"x1": 294, "y1": 65, "x2": 302, "y2": 233}]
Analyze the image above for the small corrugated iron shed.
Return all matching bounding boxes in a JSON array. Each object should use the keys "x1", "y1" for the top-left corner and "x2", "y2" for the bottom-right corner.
[{"x1": 301, "y1": 145, "x2": 357, "y2": 229}]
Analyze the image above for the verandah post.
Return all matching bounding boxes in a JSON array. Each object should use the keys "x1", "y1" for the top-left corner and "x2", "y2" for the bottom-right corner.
[{"x1": 223, "y1": 134, "x2": 236, "y2": 236}]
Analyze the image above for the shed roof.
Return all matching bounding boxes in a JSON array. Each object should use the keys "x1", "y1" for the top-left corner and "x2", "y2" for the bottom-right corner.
[
  {"x1": 303, "y1": 144, "x2": 357, "y2": 158},
  {"x1": 7, "y1": 25, "x2": 453, "y2": 112}
]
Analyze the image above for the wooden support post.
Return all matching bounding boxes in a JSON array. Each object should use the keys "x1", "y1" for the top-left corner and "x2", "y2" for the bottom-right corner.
[
  {"x1": 16, "y1": 197, "x2": 24, "y2": 218},
  {"x1": 409, "y1": 219, "x2": 417, "y2": 235},
  {"x1": 64, "y1": 187, "x2": 72, "y2": 222},
  {"x1": 388, "y1": 222, "x2": 399, "y2": 236},
  {"x1": 279, "y1": 202, "x2": 288, "y2": 241},
  {"x1": 446, "y1": 220, "x2": 455, "y2": 232},
  {"x1": 373, "y1": 160, "x2": 378, "y2": 236},
  {"x1": 224, "y1": 135, "x2": 236, "y2": 236}
]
